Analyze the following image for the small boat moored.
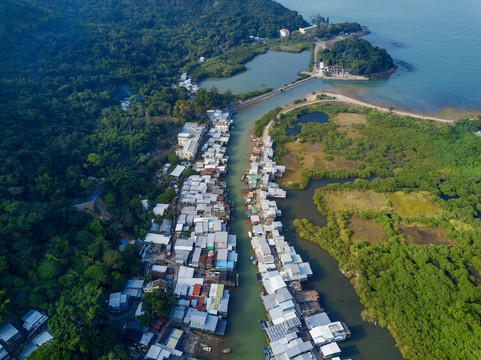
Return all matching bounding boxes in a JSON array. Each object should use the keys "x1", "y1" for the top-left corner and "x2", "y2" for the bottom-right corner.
[
  {"x1": 259, "y1": 320, "x2": 267, "y2": 332},
  {"x1": 221, "y1": 348, "x2": 231, "y2": 354}
]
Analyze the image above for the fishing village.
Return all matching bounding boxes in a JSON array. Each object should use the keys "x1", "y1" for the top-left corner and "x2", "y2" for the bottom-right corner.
[
  {"x1": 104, "y1": 107, "x2": 238, "y2": 359},
  {"x1": 242, "y1": 127, "x2": 352, "y2": 360}
]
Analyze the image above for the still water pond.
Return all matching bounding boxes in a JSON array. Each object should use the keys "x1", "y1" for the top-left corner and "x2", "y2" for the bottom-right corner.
[
  {"x1": 200, "y1": 50, "x2": 311, "y2": 94},
  {"x1": 285, "y1": 112, "x2": 330, "y2": 136}
]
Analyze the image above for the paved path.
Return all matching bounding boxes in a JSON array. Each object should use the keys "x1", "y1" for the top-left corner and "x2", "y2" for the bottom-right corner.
[{"x1": 280, "y1": 92, "x2": 456, "y2": 123}]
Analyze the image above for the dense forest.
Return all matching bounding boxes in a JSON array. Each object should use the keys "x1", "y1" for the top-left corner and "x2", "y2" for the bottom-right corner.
[
  {"x1": 0, "y1": 0, "x2": 307, "y2": 358},
  {"x1": 283, "y1": 104, "x2": 481, "y2": 359},
  {"x1": 319, "y1": 39, "x2": 394, "y2": 75}
]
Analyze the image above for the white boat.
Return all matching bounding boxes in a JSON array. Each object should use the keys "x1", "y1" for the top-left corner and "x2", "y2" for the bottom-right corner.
[
  {"x1": 203, "y1": 347, "x2": 212, "y2": 352},
  {"x1": 248, "y1": 231, "x2": 252, "y2": 238}
]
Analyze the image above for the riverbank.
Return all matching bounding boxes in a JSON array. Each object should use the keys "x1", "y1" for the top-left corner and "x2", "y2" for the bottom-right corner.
[
  {"x1": 241, "y1": 125, "x2": 353, "y2": 360},
  {"x1": 287, "y1": 91, "x2": 481, "y2": 123}
]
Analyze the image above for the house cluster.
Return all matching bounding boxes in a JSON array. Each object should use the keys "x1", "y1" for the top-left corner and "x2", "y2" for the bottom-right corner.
[
  {"x1": 145, "y1": 328, "x2": 184, "y2": 359},
  {"x1": 0, "y1": 309, "x2": 52, "y2": 360},
  {"x1": 319, "y1": 62, "x2": 352, "y2": 76},
  {"x1": 170, "y1": 266, "x2": 228, "y2": 335},
  {"x1": 175, "y1": 122, "x2": 206, "y2": 160},
  {"x1": 178, "y1": 73, "x2": 199, "y2": 95},
  {"x1": 137, "y1": 110, "x2": 235, "y2": 356},
  {"x1": 244, "y1": 133, "x2": 351, "y2": 360}
]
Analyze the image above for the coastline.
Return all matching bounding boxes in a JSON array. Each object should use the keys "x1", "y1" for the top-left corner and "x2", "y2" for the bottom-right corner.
[{"x1": 281, "y1": 90, "x2": 481, "y2": 123}]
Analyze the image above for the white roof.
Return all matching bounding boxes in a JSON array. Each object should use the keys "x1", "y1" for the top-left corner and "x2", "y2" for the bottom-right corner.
[
  {"x1": 151, "y1": 265, "x2": 167, "y2": 273},
  {"x1": 32, "y1": 330, "x2": 53, "y2": 346},
  {"x1": 170, "y1": 165, "x2": 186, "y2": 177},
  {"x1": 320, "y1": 342, "x2": 341, "y2": 357},
  {"x1": 153, "y1": 203, "x2": 169, "y2": 216},
  {"x1": 21, "y1": 310, "x2": 48, "y2": 331},
  {"x1": 262, "y1": 271, "x2": 287, "y2": 295},
  {"x1": 0, "y1": 323, "x2": 19, "y2": 341},
  {"x1": 140, "y1": 332, "x2": 154, "y2": 346},
  {"x1": 145, "y1": 233, "x2": 170, "y2": 245}
]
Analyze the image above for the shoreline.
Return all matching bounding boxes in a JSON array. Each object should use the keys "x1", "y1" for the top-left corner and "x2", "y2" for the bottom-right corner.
[{"x1": 280, "y1": 89, "x2": 481, "y2": 123}]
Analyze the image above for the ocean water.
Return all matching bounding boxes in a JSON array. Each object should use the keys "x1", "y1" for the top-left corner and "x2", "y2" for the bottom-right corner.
[{"x1": 276, "y1": 0, "x2": 481, "y2": 113}]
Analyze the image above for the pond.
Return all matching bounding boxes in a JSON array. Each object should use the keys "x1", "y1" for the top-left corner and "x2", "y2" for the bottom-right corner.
[
  {"x1": 285, "y1": 111, "x2": 330, "y2": 136},
  {"x1": 200, "y1": 50, "x2": 311, "y2": 94}
]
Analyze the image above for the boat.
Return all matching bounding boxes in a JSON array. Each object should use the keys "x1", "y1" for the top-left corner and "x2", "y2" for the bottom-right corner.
[
  {"x1": 248, "y1": 231, "x2": 252, "y2": 238},
  {"x1": 241, "y1": 174, "x2": 245, "y2": 181},
  {"x1": 259, "y1": 320, "x2": 267, "y2": 331},
  {"x1": 203, "y1": 347, "x2": 212, "y2": 352},
  {"x1": 245, "y1": 211, "x2": 250, "y2": 218},
  {"x1": 221, "y1": 348, "x2": 231, "y2": 354},
  {"x1": 250, "y1": 256, "x2": 256, "y2": 265}
]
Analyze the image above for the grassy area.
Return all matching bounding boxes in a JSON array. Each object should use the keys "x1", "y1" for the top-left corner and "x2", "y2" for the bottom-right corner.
[
  {"x1": 323, "y1": 190, "x2": 388, "y2": 213},
  {"x1": 388, "y1": 191, "x2": 440, "y2": 217},
  {"x1": 280, "y1": 141, "x2": 361, "y2": 186},
  {"x1": 334, "y1": 113, "x2": 367, "y2": 126},
  {"x1": 288, "y1": 104, "x2": 481, "y2": 360}
]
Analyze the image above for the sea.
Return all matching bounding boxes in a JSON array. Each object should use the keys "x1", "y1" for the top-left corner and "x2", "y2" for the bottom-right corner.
[{"x1": 203, "y1": 0, "x2": 481, "y2": 115}]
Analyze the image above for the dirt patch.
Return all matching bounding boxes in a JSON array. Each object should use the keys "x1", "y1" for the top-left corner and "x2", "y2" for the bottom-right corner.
[
  {"x1": 283, "y1": 153, "x2": 299, "y2": 168},
  {"x1": 188, "y1": 332, "x2": 229, "y2": 360},
  {"x1": 348, "y1": 216, "x2": 388, "y2": 243},
  {"x1": 283, "y1": 141, "x2": 359, "y2": 172},
  {"x1": 335, "y1": 113, "x2": 367, "y2": 126},
  {"x1": 340, "y1": 127, "x2": 363, "y2": 139},
  {"x1": 399, "y1": 223, "x2": 456, "y2": 245},
  {"x1": 334, "y1": 113, "x2": 366, "y2": 139},
  {"x1": 323, "y1": 190, "x2": 388, "y2": 213},
  {"x1": 388, "y1": 191, "x2": 440, "y2": 217}
]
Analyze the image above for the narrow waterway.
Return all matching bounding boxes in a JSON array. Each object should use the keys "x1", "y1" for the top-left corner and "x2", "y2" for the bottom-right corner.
[{"x1": 222, "y1": 83, "x2": 403, "y2": 358}]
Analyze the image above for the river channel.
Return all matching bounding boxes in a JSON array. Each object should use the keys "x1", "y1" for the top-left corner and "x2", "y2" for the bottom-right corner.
[{"x1": 218, "y1": 74, "x2": 403, "y2": 359}]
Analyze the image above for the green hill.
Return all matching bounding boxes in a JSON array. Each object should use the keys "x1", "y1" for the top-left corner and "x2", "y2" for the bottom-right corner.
[{"x1": 319, "y1": 38, "x2": 394, "y2": 75}]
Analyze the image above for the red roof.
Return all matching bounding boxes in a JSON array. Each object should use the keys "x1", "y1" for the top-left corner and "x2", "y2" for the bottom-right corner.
[
  {"x1": 192, "y1": 283, "x2": 202, "y2": 296},
  {"x1": 186, "y1": 296, "x2": 206, "y2": 311}
]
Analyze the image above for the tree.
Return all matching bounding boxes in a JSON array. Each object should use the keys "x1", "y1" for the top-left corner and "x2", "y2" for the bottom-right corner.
[
  {"x1": 0, "y1": 290, "x2": 10, "y2": 322},
  {"x1": 310, "y1": 13, "x2": 325, "y2": 26},
  {"x1": 48, "y1": 283, "x2": 105, "y2": 354},
  {"x1": 142, "y1": 288, "x2": 178, "y2": 317}
]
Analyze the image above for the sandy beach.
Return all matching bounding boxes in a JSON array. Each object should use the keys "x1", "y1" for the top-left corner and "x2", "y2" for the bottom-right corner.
[{"x1": 299, "y1": 91, "x2": 481, "y2": 123}]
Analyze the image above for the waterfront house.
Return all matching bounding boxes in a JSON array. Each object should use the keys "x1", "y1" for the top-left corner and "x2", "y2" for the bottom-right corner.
[{"x1": 320, "y1": 342, "x2": 341, "y2": 359}]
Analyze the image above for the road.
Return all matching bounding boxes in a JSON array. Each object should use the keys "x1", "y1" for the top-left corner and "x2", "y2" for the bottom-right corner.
[{"x1": 228, "y1": 76, "x2": 317, "y2": 112}]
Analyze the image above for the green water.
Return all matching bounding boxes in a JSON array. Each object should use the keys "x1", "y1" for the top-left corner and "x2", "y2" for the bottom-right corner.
[{"x1": 219, "y1": 76, "x2": 402, "y2": 358}]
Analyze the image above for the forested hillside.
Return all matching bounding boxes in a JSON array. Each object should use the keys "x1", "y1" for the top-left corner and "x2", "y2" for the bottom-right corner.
[
  {"x1": 319, "y1": 39, "x2": 394, "y2": 75},
  {"x1": 0, "y1": 0, "x2": 306, "y2": 357}
]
